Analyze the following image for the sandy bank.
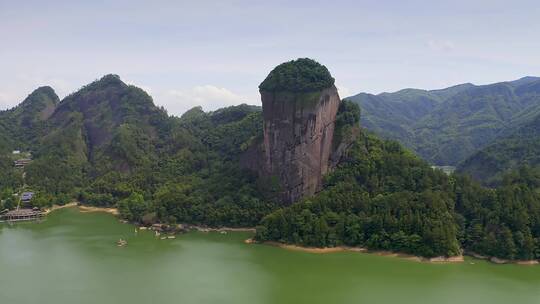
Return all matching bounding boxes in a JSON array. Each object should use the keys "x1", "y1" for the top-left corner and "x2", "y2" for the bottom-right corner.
[
  {"x1": 78, "y1": 205, "x2": 119, "y2": 215},
  {"x1": 43, "y1": 202, "x2": 78, "y2": 214},
  {"x1": 246, "y1": 239, "x2": 463, "y2": 263},
  {"x1": 43, "y1": 202, "x2": 119, "y2": 216}
]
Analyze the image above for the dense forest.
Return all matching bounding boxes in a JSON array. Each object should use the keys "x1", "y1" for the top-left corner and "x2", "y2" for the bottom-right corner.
[
  {"x1": 458, "y1": 113, "x2": 540, "y2": 186},
  {"x1": 1, "y1": 66, "x2": 540, "y2": 261},
  {"x1": 256, "y1": 131, "x2": 461, "y2": 258},
  {"x1": 347, "y1": 76, "x2": 540, "y2": 168},
  {"x1": 255, "y1": 130, "x2": 540, "y2": 259}
]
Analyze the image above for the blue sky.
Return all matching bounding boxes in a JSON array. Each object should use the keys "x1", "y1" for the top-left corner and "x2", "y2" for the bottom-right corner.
[{"x1": 1, "y1": 0, "x2": 539, "y2": 115}]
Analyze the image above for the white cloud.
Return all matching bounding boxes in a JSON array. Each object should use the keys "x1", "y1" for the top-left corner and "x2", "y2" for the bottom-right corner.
[
  {"x1": 14, "y1": 73, "x2": 72, "y2": 98},
  {"x1": 336, "y1": 84, "x2": 352, "y2": 98},
  {"x1": 427, "y1": 40, "x2": 456, "y2": 52},
  {"x1": 160, "y1": 85, "x2": 247, "y2": 116}
]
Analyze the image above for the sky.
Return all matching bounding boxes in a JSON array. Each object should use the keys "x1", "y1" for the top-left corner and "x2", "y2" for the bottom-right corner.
[{"x1": 1, "y1": 0, "x2": 539, "y2": 116}]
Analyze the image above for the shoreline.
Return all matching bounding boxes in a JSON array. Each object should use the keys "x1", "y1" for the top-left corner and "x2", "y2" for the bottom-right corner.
[
  {"x1": 43, "y1": 202, "x2": 119, "y2": 216},
  {"x1": 466, "y1": 251, "x2": 539, "y2": 265},
  {"x1": 78, "y1": 205, "x2": 119, "y2": 215},
  {"x1": 43, "y1": 202, "x2": 79, "y2": 215},
  {"x1": 249, "y1": 239, "x2": 539, "y2": 265},
  {"x1": 10, "y1": 206, "x2": 540, "y2": 266},
  {"x1": 247, "y1": 239, "x2": 463, "y2": 263},
  {"x1": 246, "y1": 239, "x2": 540, "y2": 265},
  {"x1": 186, "y1": 225, "x2": 255, "y2": 233}
]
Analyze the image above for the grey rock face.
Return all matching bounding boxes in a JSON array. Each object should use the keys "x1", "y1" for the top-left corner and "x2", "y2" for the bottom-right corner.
[{"x1": 258, "y1": 86, "x2": 341, "y2": 203}]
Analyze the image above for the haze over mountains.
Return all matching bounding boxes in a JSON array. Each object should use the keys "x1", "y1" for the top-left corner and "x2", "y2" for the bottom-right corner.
[{"x1": 346, "y1": 76, "x2": 540, "y2": 183}]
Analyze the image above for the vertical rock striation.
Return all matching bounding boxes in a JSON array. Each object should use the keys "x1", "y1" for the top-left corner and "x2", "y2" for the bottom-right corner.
[{"x1": 244, "y1": 58, "x2": 342, "y2": 204}]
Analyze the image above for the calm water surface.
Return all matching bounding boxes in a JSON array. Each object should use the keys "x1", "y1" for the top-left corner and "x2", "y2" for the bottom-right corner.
[{"x1": 1, "y1": 208, "x2": 539, "y2": 304}]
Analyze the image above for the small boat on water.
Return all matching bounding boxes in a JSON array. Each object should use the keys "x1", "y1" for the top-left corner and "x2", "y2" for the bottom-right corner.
[
  {"x1": 117, "y1": 239, "x2": 127, "y2": 247},
  {"x1": 167, "y1": 235, "x2": 176, "y2": 239}
]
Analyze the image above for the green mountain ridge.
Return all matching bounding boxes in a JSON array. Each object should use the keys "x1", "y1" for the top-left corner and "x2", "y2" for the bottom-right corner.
[
  {"x1": 1, "y1": 63, "x2": 540, "y2": 261},
  {"x1": 457, "y1": 113, "x2": 540, "y2": 185},
  {"x1": 0, "y1": 86, "x2": 59, "y2": 152},
  {"x1": 346, "y1": 76, "x2": 540, "y2": 166}
]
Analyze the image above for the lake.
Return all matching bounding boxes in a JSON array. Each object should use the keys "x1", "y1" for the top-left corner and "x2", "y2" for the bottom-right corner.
[{"x1": 1, "y1": 207, "x2": 539, "y2": 304}]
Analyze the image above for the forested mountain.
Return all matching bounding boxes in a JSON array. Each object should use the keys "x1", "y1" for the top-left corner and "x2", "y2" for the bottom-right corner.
[
  {"x1": 16, "y1": 75, "x2": 274, "y2": 226},
  {"x1": 458, "y1": 113, "x2": 540, "y2": 185},
  {"x1": 0, "y1": 86, "x2": 59, "y2": 153},
  {"x1": 346, "y1": 76, "x2": 540, "y2": 166},
  {"x1": 256, "y1": 131, "x2": 540, "y2": 260},
  {"x1": 1, "y1": 62, "x2": 540, "y2": 261}
]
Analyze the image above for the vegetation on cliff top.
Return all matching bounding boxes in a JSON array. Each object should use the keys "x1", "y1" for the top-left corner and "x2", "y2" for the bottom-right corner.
[{"x1": 259, "y1": 58, "x2": 335, "y2": 92}]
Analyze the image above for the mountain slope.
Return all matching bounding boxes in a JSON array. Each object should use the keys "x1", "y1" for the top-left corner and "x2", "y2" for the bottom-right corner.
[
  {"x1": 2, "y1": 65, "x2": 540, "y2": 261},
  {"x1": 457, "y1": 113, "x2": 540, "y2": 185},
  {"x1": 346, "y1": 76, "x2": 540, "y2": 165},
  {"x1": 25, "y1": 75, "x2": 173, "y2": 194},
  {"x1": 0, "y1": 86, "x2": 59, "y2": 152}
]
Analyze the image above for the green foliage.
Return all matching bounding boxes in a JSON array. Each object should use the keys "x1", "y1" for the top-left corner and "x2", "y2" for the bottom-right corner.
[
  {"x1": 454, "y1": 166, "x2": 540, "y2": 260},
  {"x1": 256, "y1": 132, "x2": 461, "y2": 257},
  {"x1": 3, "y1": 73, "x2": 540, "y2": 261},
  {"x1": 348, "y1": 77, "x2": 540, "y2": 166},
  {"x1": 333, "y1": 100, "x2": 361, "y2": 150},
  {"x1": 259, "y1": 58, "x2": 335, "y2": 92},
  {"x1": 118, "y1": 192, "x2": 149, "y2": 223},
  {"x1": 0, "y1": 86, "x2": 59, "y2": 152},
  {"x1": 0, "y1": 155, "x2": 23, "y2": 192},
  {"x1": 458, "y1": 114, "x2": 540, "y2": 185}
]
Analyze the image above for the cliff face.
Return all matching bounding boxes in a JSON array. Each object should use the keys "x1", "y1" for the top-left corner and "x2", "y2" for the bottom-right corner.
[
  {"x1": 241, "y1": 58, "x2": 345, "y2": 204},
  {"x1": 259, "y1": 86, "x2": 341, "y2": 203}
]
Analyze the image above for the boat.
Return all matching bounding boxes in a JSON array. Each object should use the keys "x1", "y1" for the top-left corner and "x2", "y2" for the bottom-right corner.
[{"x1": 117, "y1": 239, "x2": 127, "y2": 247}]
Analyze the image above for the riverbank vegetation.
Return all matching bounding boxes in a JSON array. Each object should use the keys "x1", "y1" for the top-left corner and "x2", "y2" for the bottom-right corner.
[{"x1": 1, "y1": 72, "x2": 539, "y2": 262}]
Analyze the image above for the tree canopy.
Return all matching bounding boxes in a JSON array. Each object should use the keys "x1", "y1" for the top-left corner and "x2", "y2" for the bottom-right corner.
[{"x1": 259, "y1": 58, "x2": 335, "y2": 92}]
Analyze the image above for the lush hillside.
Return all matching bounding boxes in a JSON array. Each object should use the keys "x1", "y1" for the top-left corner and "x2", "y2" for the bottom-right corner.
[
  {"x1": 0, "y1": 86, "x2": 59, "y2": 153},
  {"x1": 256, "y1": 130, "x2": 461, "y2": 257},
  {"x1": 458, "y1": 113, "x2": 540, "y2": 185},
  {"x1": 24, "y1": 74, "x2": 172, "y2": 195},
  {"x1": 2, "y1": 69, "x2": 540, "y2": 261},
  {"x1": 454, "y1": 167, "x2": 540, "y2": 260},
  {"x1": 256, "y1": 131, "x2": 540, "y2": 260},
  {"x1": 16, "y1": 75, "x2": 274, "y2": 226},
  {"x1": 346, "y1": 76, "x2": 540, "y2": 166}
]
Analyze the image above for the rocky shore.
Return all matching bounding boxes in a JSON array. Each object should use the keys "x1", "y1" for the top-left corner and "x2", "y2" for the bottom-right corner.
[{"x1": 466, "y1": 251, "x2": 539, "y2": 265}]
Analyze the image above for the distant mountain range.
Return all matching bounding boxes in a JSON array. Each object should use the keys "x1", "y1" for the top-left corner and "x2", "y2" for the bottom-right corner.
[
  {"x1": 458, "y1": 113, "x2": 540, "y2": 185},
  {"x1": 346, "y1": 76, "x2": 540, "y2": 183}
]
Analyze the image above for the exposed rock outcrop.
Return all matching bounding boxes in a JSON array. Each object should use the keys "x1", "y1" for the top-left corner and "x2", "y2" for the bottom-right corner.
[{"x1": 243, "y1": 59, "x2": 343, "y2": 204}]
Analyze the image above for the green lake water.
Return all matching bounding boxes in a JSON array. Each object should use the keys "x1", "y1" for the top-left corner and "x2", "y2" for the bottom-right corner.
[{"x1": 1, "y1": 207, "x2": 539, "y2": 304}]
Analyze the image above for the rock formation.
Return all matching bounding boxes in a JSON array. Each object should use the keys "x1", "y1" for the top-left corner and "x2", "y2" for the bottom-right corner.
[{"x1": 244, "y1": 58, "x2": 342, "y2": 204}]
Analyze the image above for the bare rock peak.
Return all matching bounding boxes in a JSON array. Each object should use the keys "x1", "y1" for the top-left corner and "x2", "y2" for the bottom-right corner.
[{"x1": 246, "y1": 59, "x2": 343, "y2": 204}]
